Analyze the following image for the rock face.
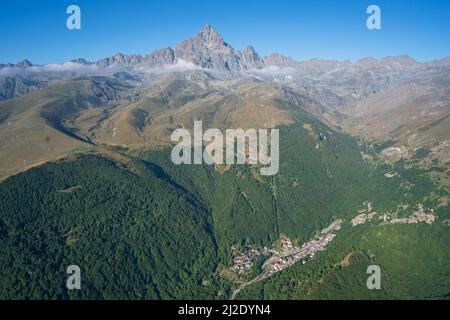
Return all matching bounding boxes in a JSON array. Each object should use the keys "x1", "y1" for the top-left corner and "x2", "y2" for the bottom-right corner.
[
  {"x1": 84, "y1": 79, "x2": 125, "y2": 102},
  {"x1": 15, "y1": 60, "x2": 33, "y2": 68},
  {"x1": 0, "y1": 77, "x2": 42, "y2": 101},
  {"x1": 172, "y1": 26, "x2": 266, "y2": 70},
  {"x1": 94, "y1": 25, "x2": 268, "y2": 71},
  {"x1": 70, "y1": 58, "x2": 93, "y2": 65},
  {"x1": 143, "y1": 48, "x2": 176, "y2": 66},
  {"x1": 241, "y1": 46, "x2": 265, "y2": 69},
  {"x1": 264, "y1": 53, "x2": 297, "y2": 68},
  {"x1": 173, "y1": 25, "x2": 243, "y2": 70},
  {"x1": 97, "y1": 53, "x2": 144, "y2": 68},
  {"x1": 0, "y1": 59, "x2": 33, "y2": 70}
]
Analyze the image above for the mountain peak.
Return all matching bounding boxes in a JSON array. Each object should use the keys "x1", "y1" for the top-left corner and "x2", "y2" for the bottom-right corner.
[
  {"x1": 200, "y1": 24, "x2": 214, "y2": 33},
  {"x1": 244, "y1": 45, "x2": 257, "y2": 54},
  {"x1": 172, "y1": 25, "x2": 242, "y2": 70},
  {"x1": 264, "y1": 53, "x2": 296, "y2": 67},
  {"x1": 194, "y1": 24, "x2": 226, "y2": 49},
  {"x1": 16, "y1": 59, "x2": 33, "y2": 68},
  {"x1": 199, "y1": 25, "x2": 219, "y2": 37},
  {"x1": 242, "y1": 46, "x2": 265, "y2": 69}
]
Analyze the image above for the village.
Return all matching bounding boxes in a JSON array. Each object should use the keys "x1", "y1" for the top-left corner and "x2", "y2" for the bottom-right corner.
[
  {"x1": 230, "y1": 220, "x2": 342, "y2": 279},
  {"x1": 351, "y1": 212, "x2": 376, "y2": 226},
  {"x1": 390, "y1": 204, "x2": 435, "y2": 225},
  {"x1": 351, "y1": 202, "x2": 436, "y2": 227},
  {"x1": 230, "y1": 201, "x2": 437, "y2": 282},
  {"x1": 227, "y1": 201, "x2": 439, "y2": 300}
]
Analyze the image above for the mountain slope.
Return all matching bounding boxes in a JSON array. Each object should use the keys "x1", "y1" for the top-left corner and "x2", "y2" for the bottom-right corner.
[
  {"x1": 0, "y1": 77, "x2": 132, "y2": 179},
  {"x1": 0, "y1": 155, "x2": 218, "y2": 299},
  {"x1": 344, "y1": 83, "x2": 450, "y2": 164}
]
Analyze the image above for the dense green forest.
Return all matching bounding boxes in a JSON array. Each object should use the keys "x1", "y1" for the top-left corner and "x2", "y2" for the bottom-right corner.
[{"x1": 0, "y1": 156, "x2": 218, "y2": 299}]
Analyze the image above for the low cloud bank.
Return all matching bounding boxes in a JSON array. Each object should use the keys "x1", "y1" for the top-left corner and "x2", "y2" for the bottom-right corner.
[
  {"x1": 0, "y1": 59, "x2": 203, "y2": 77},
  {"x1": 0, "y1": 59, "x2": 300, "y2": 79},
  {"x1": 0, "y1": 62, "x2": 107, "y2": 77},
  {"x1": 135, "y1": 59, "x2": 202, "y2": 74},
  {"x1": 28, "y1": 62, "x2": 101, "y2": 73}
]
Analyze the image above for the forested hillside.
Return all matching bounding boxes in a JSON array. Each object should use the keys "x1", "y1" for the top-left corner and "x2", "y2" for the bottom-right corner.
[{"x1": 0, "y1": 156, "x2": 218, "y2": 299}]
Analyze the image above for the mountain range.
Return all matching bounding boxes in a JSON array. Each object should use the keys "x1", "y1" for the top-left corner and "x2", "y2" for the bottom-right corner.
[{"x1": 3, "y1": 25, "x2": 450, "y2": 73}]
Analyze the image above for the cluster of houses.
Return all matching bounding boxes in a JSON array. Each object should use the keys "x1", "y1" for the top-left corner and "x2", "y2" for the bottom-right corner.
[
  {"x1": 266, "y1": 232, "x2": 338, "y2": 274},
  {"x1": 380, "y1": 212, "x2": 390, "y2": 222},
  {"x1": 351, "y1": 212, "x2": 376, "y2": 226},
  {"x1": 430, "y1": 141, "x2": 450, "y2": 156},
  {"x1": 229, "y1": 198, "x2": 439, "y2": 286},
  {"x1": 351, "y1": 203, "x2": 436, "y2": 227},
  {"x1": 230, "y1": 220, "x2": 343, "y2": 278},
  {"x1": 390, "y1": 205, "x2": 435, "y2": 225},
  {"x1": 231, "y1": 248, "x2": 262, "y2": 275},
  {"x1": 230, "y1": 245, "x2": 276, "y2": 276}
]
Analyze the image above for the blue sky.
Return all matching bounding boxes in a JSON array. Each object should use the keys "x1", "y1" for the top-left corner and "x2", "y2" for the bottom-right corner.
[{"x1": 1, "y1": 0, "x2": 449, "y2": 64}]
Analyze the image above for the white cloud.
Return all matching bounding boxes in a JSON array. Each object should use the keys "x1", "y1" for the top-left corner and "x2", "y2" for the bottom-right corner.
[
  {"x1": 0, "y1": 59, "x2": 204, "y2": 78},
  {"x1": 135, "y1": 59, "x2": 202, "y2": 74},
  {"x1": 27, "y1": 62, "x2": 101, "y2": 73},
  {"x1": 0, "y1": 62, "x2": 108, "y2": 77},
  {"x1": 0, "y1": 67, "x2": 22, "y2": 77}
]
